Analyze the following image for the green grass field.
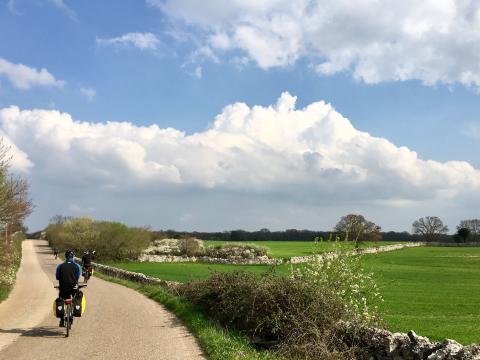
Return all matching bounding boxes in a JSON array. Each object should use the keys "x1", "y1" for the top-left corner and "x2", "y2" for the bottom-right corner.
[
  {"x1": 204, "y1": 240, "x2": 403, "y2": 258},
  {"x1": 111, "y1": 246, "x2": 480, "y2": 344},
  {"x1": 111, "y1": 261, "x2": 290, "y2": 283},
  {"x1": 363, "y1": 247, "x2": 480, "y2": 344}
]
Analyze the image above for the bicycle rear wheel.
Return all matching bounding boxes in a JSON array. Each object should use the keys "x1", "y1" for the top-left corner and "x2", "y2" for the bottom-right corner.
[{"x1": 65, "y1": 304, "x2": 70, "y2": 337}]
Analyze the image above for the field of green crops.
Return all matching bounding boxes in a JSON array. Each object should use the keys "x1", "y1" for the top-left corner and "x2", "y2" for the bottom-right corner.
[{"x1": 111, "y1": 246, "x2": 480, "y2": 344}]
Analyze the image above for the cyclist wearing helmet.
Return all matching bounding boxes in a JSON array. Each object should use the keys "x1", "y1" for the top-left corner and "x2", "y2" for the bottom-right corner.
[
  {"x1": 81, "y1": 250, "x2": 93, "y2": 268},
  {"x1": 81, "y1": 250, "x2": 93, "y2": 280},
  {"x1": 55, "y1": 250, "x2": 81, "y2": 326}
]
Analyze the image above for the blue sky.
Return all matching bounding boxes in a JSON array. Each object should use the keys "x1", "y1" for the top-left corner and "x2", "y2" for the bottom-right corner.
[{"x1": 1, "y1": 0, "x2": 480, "y2": 232}]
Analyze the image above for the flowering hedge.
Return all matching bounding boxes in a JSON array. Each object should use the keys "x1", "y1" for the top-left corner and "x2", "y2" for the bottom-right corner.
[{"x1": 0, "y1": 234, "x2": 24, "y2": 303}]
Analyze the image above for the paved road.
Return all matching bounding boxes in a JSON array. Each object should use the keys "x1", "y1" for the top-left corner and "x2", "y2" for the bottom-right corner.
[{"x1": 0, "y1": 240, "x2": 205, "y2": 360}]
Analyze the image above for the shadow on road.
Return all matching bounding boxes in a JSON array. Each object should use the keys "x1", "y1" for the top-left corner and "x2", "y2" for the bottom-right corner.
[
  {"x1": 34, "y1": 244, "x2": 50, "y2": 248},
  {"x1": 0, "y1": 326, "x2": 63, "y2": 338}
]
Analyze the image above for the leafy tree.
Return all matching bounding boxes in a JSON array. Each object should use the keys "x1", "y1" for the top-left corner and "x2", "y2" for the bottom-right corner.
[
  {"x1": 457, "y1": 219, "x2": 480, "y2": 242},
  {"x1": 334, "y1": 214, "x2": 381, "y2": 249},
  {"x1": 456, "y1": 227, "x2": 471, "y2": 243},
  {"x1": 412, "y1": 216, "x2": 448, "y2": 242},
  {"x1": 45, "y1": 217, "x2": 150, "y2": 260}
]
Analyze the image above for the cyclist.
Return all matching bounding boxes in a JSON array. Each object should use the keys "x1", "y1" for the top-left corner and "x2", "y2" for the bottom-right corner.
[
  {"x1": 55, "y1": 250, "x2": 81, "y2": 327},
  {"x1": 81, "y1": 250, "x2": 93, "y2": 279}
]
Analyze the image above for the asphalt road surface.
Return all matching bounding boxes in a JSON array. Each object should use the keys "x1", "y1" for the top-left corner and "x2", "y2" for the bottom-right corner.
[{"x1": 0, "y1": 240, "x2": 205, "y2": 360}]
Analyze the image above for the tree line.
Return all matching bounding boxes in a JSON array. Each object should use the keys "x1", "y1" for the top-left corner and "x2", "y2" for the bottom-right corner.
[{"x1": 152, "y1": 215, "x2": 480, "y2": 245}]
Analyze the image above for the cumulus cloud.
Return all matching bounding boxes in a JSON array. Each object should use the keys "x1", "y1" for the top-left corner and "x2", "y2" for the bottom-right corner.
[
  {"x1": 151, "y1": 0, "x2": 480, "y2": 89},
  {"x1": 1, "y1": 93, "x2": 479, "y2": 207},
  {"x1": 96, "y1": 32, "x2": 160, "y2": 51},
  {"x1": 0, "y1": 58, "x2": 65, "y2": 90},
  {"x1": 0, "y1": 134, "x2": 33, "y2": 174},
  {"x1": 80, "y1": 87, "x2": 96, "y2": 101}
]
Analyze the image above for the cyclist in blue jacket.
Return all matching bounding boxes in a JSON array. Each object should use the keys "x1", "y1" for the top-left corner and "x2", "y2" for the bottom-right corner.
[{"x1": 55, "y1": 250, "x2": 81, "y2": 326}]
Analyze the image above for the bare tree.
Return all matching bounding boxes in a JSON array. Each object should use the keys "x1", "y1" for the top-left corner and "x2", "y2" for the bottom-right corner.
[
  {"x1": 334, "y1": 214, "x2": 381, "y2": 249},
  {"x1": 0, "y1": 139, "x2": 33, "y2": 242},
  {"x1": 457, "y1": 219, "x2": 480, "y2": 242},
  {"x1": 412, "y1": 216, "x2": 448, "y2": 242}
]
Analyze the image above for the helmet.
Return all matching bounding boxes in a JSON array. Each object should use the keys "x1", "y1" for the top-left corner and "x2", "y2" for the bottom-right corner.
[
  {"x1": 65, "y1": 250, "x2": 74, "y2": 260},
  {"x1": 84, "y1": 250, "x2": 89, "y2": 255}
]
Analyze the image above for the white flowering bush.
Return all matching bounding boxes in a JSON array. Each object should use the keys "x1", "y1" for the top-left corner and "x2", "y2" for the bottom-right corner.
[
  {"x1": 0, "y1": 237, "x2": 23, "y2": 301},
  {"x1": 293, "y1": 247, "x2": 383, "y2": 325}
]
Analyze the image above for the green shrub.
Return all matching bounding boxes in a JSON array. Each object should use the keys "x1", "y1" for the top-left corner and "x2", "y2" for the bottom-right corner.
[{"x1": 181, "y1": 252, "x2": 382, "y2": 359}]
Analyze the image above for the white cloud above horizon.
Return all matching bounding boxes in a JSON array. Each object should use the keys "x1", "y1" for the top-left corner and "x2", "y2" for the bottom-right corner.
[
  {"x1": 151, "y1": 0, "x2": 480, "y2": 90},
  {"x1": 96, "y1": 32, "x2": 160, "y2": 51},
  {"x1": 1, "y1": 93, "x2": 479, "y2": 230},
  {"x1": 0, "y1": 57, "x2": 65, "y2": 90}
]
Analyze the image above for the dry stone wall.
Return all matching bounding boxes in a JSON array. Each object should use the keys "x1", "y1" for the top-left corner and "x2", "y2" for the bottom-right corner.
[
  {"x1": 77, "y1": 259, "x2": 180, "y2": 290},
  {"x1": 339, "y1": 322, "x2": 480, "y2": 360},
  {"x1": 139, "y1": 242, "x2": 426, "y2": 265}
]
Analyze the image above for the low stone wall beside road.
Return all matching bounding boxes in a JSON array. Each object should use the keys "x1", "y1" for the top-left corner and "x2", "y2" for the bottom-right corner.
[{"x1": 84, "y1": 260, "x2": 181, "y2": 290}]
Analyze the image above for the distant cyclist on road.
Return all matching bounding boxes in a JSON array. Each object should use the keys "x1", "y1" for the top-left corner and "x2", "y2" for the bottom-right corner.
[
  {"x1": 81, "y1": 250, "x2": 93, "y2": 279},
  {"x1": 56, "y1": 250, "x2": 81, "y2": 327},
  {"x1": 81, "y1": 250, "x2": 93, "y2": 267}
]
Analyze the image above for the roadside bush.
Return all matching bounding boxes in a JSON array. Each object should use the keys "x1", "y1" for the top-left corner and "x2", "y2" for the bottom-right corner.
[
  {"x1": 204, "y1": 243, "x2": 268, "y2": 259},
  {"x1": 181, "y1": 252, "x2": 382, "y2": 359},
  {"x1": 0, "y1": 235, "x2": 23, "y2": 302}
]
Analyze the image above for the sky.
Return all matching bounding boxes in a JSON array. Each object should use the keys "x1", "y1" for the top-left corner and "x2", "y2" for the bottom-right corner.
[{"x1": 1, "y1": 0, "x2": 480, "y2": 233}]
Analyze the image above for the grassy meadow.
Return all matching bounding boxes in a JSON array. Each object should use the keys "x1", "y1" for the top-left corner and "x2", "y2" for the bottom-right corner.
[
  {"x1": 204, "y1": 240, "x2": 404, "y2": 258},
  {"x1": 363, "y1": 246, "x2": 480, "y2": 344},
  {"x1": 111, "y1": 245, "x2": 480, "y2": 344}
]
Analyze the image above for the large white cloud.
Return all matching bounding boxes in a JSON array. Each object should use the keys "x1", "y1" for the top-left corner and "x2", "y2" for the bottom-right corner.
[
  {"x1": 151, "y1": 0, "x2": 480, "y2": 89},
  {"x1": 0, "y1": 58, "x2": 64, "y2": 90},
  {"x1": 1, "y1": 92, "x2": 479, "y2": 200}
]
